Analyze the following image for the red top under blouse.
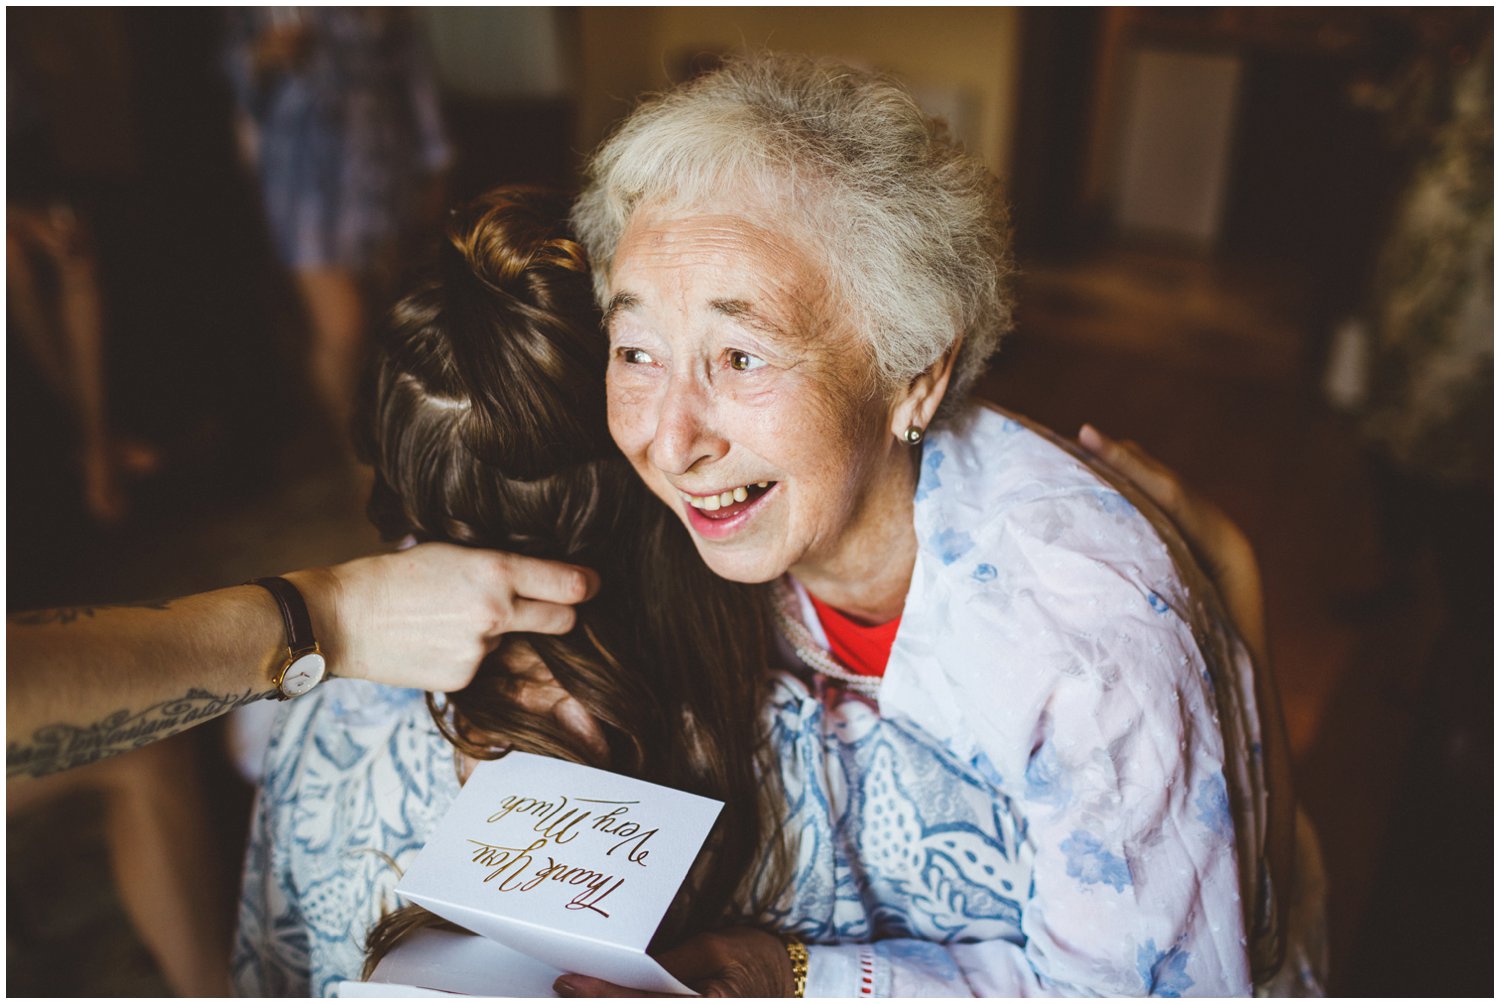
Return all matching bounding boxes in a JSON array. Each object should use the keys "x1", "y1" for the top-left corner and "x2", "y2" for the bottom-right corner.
[{"x1": 806, "y1": 591, "x2": 902, "y2": 678}]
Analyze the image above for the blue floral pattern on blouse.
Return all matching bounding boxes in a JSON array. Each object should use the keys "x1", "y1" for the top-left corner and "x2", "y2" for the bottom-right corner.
[
  {"x1": 1059, "y1": 831, "x2": 1132, "y2": 892},
  {"x1": 1137, "y1": 939, "x2": 1195, "y2": 997}
]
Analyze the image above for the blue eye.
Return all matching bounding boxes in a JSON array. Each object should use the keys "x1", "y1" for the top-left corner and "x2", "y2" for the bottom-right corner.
[
  {"x1": 728, "y1": 350, "x2": 766, "y2": 372},
  {"x1": 619, "y1": 348, "x2": 654, "y2": 364}
]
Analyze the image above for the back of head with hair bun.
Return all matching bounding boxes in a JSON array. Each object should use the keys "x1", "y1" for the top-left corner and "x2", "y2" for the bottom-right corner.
[
  {"x1": 356, "y1": 186, "x2": 627, "y2": 564},
  {"x1": 438, "y1": 188, "x2": 612, "y2": 481},
  {"x1": 355, "y1": 186, "x2": 786, "y2": 973}
]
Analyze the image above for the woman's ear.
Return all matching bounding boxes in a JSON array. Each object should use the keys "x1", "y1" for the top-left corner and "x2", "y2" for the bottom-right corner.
[{"x1": 889, "y1": 336, "x2": 962, "y2": 440}]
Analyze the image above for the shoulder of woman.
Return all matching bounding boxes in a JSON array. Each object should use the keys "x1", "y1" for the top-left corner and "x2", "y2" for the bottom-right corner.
[
  {"x1": 926, "y1": 402, "x2": 1146, "y2": 512},
  {"x1": 920, "y1": 404, "x2": 1182, "y2": 598},
  {"x1": 905, "y1": 407, "x2": 1218, "y2": 725}
]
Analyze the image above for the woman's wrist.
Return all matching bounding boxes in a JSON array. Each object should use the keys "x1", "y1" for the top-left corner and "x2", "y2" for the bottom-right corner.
[{"x1": 281, "y1": 566, "x2": 344, "y2": 675}]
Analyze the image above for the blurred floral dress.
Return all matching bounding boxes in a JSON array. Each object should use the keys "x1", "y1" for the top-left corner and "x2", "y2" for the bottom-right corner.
[
  {"x1": 233, "y1": 405, "x2": 1326, "y2": 996},
  {"x1": 224, "y1": 8, "x2": 450, "y2": 272}
]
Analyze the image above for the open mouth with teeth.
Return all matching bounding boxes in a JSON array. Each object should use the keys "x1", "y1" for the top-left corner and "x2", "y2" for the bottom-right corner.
[{"x1": 679, "y1": 481, "x2": 776, "y2": 521}]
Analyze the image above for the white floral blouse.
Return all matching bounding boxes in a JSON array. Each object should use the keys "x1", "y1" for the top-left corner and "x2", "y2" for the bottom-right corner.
[{"x1": 231, "y1": 404, "x2": 1325, "y2": 997}]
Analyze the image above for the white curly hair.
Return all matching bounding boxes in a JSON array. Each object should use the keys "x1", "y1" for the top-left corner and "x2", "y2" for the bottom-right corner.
[{"x1": 572, "y1": 52, "x2": 1015, "y2": 415}]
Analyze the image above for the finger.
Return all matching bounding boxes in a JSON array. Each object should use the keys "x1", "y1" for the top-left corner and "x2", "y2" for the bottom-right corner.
[
  {"x1": 1079, "y1": 425, "x2": 1182, "y2": 516},
  {"x1": 499, "y1": 660, "x2": 559, "y2": 689},
  {"x1": 505, "y1": 597, "x2": 579, "y2": 636},
  {"x1": 500, "y1": 553, "x2": 600, "y2": 605},
  {"x1": 506, "y1": 679, "x2": 569, "y2": 715},
  {"x1": 1080, "y1": 424, "x2": 1159, "y2": 469},
  {"x1": 506, "y1": 684, "x2": 605, "y2": 751},
  {"x1": 489, "y1": 638, "x2": 606, "y2": 752},
  {"x1": 1080, "y1": 423, "x2": 1150, "y2": 477},
  {"x1": 494, "y1": 640, "x2": 561, "y2": 703},
  {"x1": 1117, "y1": 446, "x2": 1182, "y2": 509},
  {"x1": 494, "y1": 637, "x2": 548, "y2": 672},
  {"x1": 553, "y1": 974, "x2": 679, "y2": 998},
  {"x1": 1077, "y1": 422, "x2": 1107, "y2": 455},
  {"x1": 1116, "y1": 437, "x2": 1168, "y2": 476},
  {"x1": 554, "y1": 697, "x2": 609, "y2": 760}
]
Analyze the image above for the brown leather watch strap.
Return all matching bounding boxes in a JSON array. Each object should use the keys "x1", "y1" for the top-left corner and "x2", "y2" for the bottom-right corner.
[{"x1": 248, "y1": 576, "x2": 317, "y2": 654}]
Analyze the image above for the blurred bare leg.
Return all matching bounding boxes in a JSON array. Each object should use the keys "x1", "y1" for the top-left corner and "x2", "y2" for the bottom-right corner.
[
  {"x1": 98, "y1": 734, "x2": 233, "y2": 996},
  {"x1": 51, "y1": 223, "x2": 125, "y2": 523},
  {"x1": 295, "y1": 267, "x2": 366, "y2": 442},
  {"x1": 7, "y1": 206, "x2": 136, "y2": 524},
  {"x1": 6, "y1": 225, "x2": 71, "y2": 401}
]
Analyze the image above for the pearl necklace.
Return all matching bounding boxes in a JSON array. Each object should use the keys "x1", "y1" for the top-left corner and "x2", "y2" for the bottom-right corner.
[{"x1": 772, "y1": 580, "x2": 883, "y2": 699}]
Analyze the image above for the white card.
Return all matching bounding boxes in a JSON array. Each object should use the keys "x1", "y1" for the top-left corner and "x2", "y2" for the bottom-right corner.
[
  {"x1": 342, "y1": 927, "x2": 561, "y2": 997},
  {"x1": 394, "y1": 752, "x2": 723, "y2": 995}
]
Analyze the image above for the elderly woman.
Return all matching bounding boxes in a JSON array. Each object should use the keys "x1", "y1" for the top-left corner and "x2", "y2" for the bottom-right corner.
[
  {"x1": 556, "y1": 53, "x2": 1321, "y2": 997},
  {"x1": 236, "y1": 55, "x2": 1323, "y2": 998}
]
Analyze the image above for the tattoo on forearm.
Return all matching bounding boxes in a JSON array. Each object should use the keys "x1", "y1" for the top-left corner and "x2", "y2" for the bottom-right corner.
[
  {"x1": 7, "y1": 686, "x2": 275, "y2": 779},
  {"x1": 8, "y1": 599, "x2": 174, "y2": 626}
]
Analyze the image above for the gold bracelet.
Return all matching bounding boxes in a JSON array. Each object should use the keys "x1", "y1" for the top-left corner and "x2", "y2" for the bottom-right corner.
[{"x1": 781, "y1": 934, "x2": 808, "y2": 998}]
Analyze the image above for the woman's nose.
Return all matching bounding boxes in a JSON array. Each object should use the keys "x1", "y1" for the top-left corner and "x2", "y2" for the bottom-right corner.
[{"x1": 647, "y1": 371, "x2": 730, "y2": 476}]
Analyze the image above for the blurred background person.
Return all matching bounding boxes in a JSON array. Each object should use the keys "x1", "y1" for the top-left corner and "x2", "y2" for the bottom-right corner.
[
  {"x1": 220, "y1": 6, "x2": 453, "y2": 782},
  {"x1": 1322, "y1": 21, "x2": 1493, "y2": 969},
  {"x1": 7, "y1": 200, "x2": 158, "y2": 526},
  {"x1": 224, "y1": 7, "x2": 451, "y2": 444},
  {"x1": 6, "y1": 12, "x2": 238, "y2": 996},
  {"x1": 7, "y1": 9, "x2": 333, "y2": 997},
  {"x1": 7, "y1": 20, "x2": 161, "y2": 525}
]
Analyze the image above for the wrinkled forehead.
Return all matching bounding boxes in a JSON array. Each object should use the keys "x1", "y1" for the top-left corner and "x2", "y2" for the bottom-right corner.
[
  {"x1": 608, "y1": 198, "x2": 842, "y2": 332},
  {"x1": 614, "y1": 203, "x2": 807, "y2": 274}
]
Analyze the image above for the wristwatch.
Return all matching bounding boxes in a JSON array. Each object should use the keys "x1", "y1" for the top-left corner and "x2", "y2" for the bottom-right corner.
[{"x1": 248, "y1": 576, "x2": 327, "y2": 699}]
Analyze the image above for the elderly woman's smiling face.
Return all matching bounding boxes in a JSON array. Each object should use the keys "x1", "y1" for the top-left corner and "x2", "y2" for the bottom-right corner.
[{"x1": 604, "y1": 204, "x2": 941, "y2": 599}]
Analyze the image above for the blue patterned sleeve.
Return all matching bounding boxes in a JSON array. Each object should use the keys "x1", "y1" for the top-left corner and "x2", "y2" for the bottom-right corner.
[{"x1": 758, "y1": 675, "x2": 1080, "y2": 997}]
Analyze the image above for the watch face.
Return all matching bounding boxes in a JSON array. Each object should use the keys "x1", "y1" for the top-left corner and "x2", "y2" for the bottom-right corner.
[{"x1": 280, "y1": 652, "x2": 327, "y2": 698}]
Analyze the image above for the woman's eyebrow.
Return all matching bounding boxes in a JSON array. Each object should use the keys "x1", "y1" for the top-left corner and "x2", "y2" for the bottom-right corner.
[
  {"x1": 602, "y1": 292, "x2": 638, "y2": 327},
  {"x1": 711, "y1": 298, "x2": 792, "y2": 340}
]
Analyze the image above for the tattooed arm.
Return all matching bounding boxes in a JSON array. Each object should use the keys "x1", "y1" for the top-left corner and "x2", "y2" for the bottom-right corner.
[
  {"x1": 8, "y1": 542, "x2": 599, "y2": 780},
  {"x1": 8, "y1": 587, "x2": 282, "y2": 778}
]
